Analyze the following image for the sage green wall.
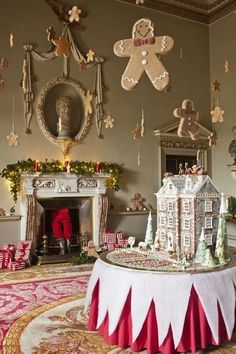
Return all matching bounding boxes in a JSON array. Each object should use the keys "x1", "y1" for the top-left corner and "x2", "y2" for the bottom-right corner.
[
  {"x1": 0, "y1": 0, "x2": 211, "y2": 242},
  {"x1": 209, "y1": 13, "x2": 236, "y2": 197}
]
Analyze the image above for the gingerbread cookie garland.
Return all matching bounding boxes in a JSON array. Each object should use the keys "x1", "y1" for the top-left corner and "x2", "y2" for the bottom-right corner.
[
  {"x1": 173, "y1": 99, "x2": 199, "y2": 141},
  {"x1": 114, "y1": 18, "x2": 174, "y2": 91}
]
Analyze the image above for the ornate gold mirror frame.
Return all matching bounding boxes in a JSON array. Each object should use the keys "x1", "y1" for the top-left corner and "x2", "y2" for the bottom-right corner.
[{"x1": 37, "y1": 76, "x2": 91, "y2": 156}]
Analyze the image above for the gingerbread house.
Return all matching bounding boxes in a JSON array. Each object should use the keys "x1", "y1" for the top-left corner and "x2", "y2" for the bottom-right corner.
[{"x1": 155, "y1": 174, "x2": 221, "y2": 256}]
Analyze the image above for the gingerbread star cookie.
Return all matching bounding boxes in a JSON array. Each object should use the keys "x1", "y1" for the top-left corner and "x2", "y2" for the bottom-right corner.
[{"x1": 114, "y1": 18, "x2": 174, "y2": 91}]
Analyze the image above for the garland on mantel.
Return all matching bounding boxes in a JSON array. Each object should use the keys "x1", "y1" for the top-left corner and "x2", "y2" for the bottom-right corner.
[{"x1": 0, "y1": 158, "x2": 123, "y2": 202}]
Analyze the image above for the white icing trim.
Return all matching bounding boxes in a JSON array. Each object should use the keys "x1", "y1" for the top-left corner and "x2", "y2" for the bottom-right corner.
[
  {"x1": 152, "y1": 71, "x2": 169, "y2": 84},
  {"x1": 122, "y1": 76, "x2": 138, "y2": 84},
  {"x1": 161, "y1": 35, "x2": 167, "y2": 52},
  {"x1": 119, "y1": 40, "x2": 125, "y2": 55},
  {"x1": 84, "y1": 258, "x2": 236, "y2": 348}
]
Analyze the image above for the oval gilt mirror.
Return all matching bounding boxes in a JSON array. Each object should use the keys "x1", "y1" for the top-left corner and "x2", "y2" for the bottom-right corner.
[{"x1": 37, "y1": 76, "x2": 92, "y2": 156}]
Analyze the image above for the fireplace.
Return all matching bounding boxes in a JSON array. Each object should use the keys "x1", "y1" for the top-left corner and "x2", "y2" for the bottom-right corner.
[
  {"x1": 35, "y1": 197, "x2": 92, "y2": 255},
  {"x1": 20, "y1": 173, "x2": 108, "y2": 254}
]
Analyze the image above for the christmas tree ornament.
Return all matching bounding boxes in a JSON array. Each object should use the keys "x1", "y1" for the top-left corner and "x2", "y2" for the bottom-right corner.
[
  {"x1": 211, "y1": 80, "x2": 225, "y2": 123},
  {"x1": 141, "y1": 108, "x2": 145, "y2": 137},
  {"x1": 0, "y1": 57, "x2": 8, "y2": 69},
  {"x1": 173, "y1": 99, "x2": 199, "y2": 140},
  {"x1": 144, "y1": 211, "x2": 154, "y2": 245},
  {"x1": 7, "y1": 130, "x2": 19, "y2": 147},
  {"x1": 212, "y1": 80, "x2": 220, "y2": 91},
  {"x1": 86, "y1": 49, "x2": 95, "y2": 63},
  {"x1": 210, "y1": 106, "x2": 224, "y2": 123},
  {"x1": 68, "y1": 5, "x2": 82, "y2": 23},
  {"x1": 84, "y1": 90, "x2": 93, "y2": 116},
  {"x1": 133, "y1": 122, "x2": 142, "y2": 139},
  {"x1": 224, "y1": 60, "x2": 229, "y2": 73},
  {"x1": 113, "y1": 18, "x2": 174, "y2": 91},
  {"x1": 0, "y1": 76, "x2": 4, "y2": 89},
  {"x1": 10, "y1": 33, "x2": 14, "y2": 48},
  {"x1": 104, "y1": 114, "x2": 114, "y2": 128}
]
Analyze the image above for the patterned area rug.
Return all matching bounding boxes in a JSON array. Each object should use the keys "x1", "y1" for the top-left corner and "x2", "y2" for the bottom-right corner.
[{"x1": 0, "y1": 264, "x2": 235, "y2": 354}]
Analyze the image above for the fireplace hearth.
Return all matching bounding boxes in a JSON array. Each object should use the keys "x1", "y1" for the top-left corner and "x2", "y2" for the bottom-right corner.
[{"x1": 20, "y1": 173, "x2": 109, "y2": 258}]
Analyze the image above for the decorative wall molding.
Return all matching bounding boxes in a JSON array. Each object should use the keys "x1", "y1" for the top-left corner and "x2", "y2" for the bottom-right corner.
[{"x1": 118, "y1": 0, "x2": 236, "y2": 24}]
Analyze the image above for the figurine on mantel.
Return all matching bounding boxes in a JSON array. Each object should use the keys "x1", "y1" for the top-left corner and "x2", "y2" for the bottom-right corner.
[{"x1": 130, "y1": 193, "x2": 147, "y2": 211}]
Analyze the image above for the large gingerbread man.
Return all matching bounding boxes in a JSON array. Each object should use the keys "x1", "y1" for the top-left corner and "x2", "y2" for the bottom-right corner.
[
  {"x1": 113, "y1": 18, "x2": 174, "y2": 91},
  {"x1": 173, "y1": 99, "x2": 199, "y2": 140}
]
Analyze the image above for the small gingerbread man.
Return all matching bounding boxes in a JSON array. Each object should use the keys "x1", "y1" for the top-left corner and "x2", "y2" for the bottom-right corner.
[
  {"x1": 173, "y1": 99, "x2": 199, "y2": 141},
  {"x1": 113, "y1": 18, "x2": 174, "y2": 91}
]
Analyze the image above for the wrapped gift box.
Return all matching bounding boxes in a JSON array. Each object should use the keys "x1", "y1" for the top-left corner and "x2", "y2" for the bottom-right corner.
[
  {"x1": 0, "y1": 244, "x2": 16, "y2": 269},
  {"x1": 8, "y1": 259, "x2": 26, "y2": 271},
  {"x1": 0, "y1": 250, "x2": 13, "y2": 269},
  {"x1": 16, "y1": 240, "x2": 32, "y2": 251},
  {"x1": 104, "y1": 232, "x2": 117, "y2": 251},
  {"x1": 116, "y1": 232, "x2": 129, "y2": 248},
  {"x1": 15, "y1": 241, "x2": 32, "y2": 266},
  {"x1": 117, "y1": 239, "x2": 129, "y2": 248}
]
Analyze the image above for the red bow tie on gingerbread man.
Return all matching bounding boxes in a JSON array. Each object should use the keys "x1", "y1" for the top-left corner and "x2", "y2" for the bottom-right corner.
[{"x1": 113, "y1": 18, "x2": 174, "y2": 91}]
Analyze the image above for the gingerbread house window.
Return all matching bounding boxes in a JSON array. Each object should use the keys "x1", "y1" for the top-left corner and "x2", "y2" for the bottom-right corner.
[
  {"x1": 160, "y1": 215, "x2": 166, "y2": 226},
  {"x1": 185, "y1": 178, "x2": 192, "y2": 190},
  {"x1": 183, "y1": 235, "x2": 191, "y2": 247},
  {"x1": 183, "y1": 201, "x2": 190, "y2": 213},
  {"x1": 205, "y1": 216, "x2": 213, "y2": 229},
  {"x1": 183, "y1": 218, "x2": 190, "y2": 230},
  {"x1": 167, "y1": 216, "x2": 173, "y2": 228},
  {"x1": 168, "y1": 201, "x2": 173, "y2": 211},
  {"x1": 159, "y1": 200, "x2": 166, "y2": 211},
  {"x1": 205, "y1": 233, "x2": 213, "y2": 246},
  {"x1": 160, "y1": 230, "x2": 166, "y2": 241},
  {"x1": 205, "y1": 200, "x2": 213, "y2": 212}
]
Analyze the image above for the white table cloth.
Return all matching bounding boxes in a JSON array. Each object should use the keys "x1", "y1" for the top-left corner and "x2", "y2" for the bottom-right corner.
[{"x1": 84, "y1": 258, "x2": 236, "y2": 348}]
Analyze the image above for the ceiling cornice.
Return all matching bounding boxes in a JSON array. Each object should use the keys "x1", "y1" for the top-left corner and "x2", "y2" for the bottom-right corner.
[{"x1": 118, "y1": 0, "x2": 236, "y2": 24}]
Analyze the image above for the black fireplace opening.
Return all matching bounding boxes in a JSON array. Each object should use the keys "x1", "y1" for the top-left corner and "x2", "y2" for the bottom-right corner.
[{"x1": 35, "y1": 197, "x2": 92, "y2": 255}]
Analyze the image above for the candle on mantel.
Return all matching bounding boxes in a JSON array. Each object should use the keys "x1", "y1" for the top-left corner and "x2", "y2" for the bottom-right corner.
[
  {"x1": 95, "y1": 161, "x2": 101, "y2": 173},
  {"x1": 34, "y1": 160, "x2": 39, "y2": 172}
]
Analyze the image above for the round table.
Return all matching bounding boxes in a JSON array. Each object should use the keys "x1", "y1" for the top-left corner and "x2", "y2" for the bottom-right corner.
[{"x1": 84, "y1": 252, "x2": 236, "y2": 354}]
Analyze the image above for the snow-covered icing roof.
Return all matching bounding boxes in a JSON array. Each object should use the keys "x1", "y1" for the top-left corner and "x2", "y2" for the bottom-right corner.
[{"x1": 156, "y1": 174, "x2": 220, "y2": 197}]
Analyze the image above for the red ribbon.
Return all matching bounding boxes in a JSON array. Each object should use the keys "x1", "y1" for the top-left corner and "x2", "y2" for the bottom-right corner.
[{"x1": 133, "y1": 37, "x2": 155, "y2": 47}]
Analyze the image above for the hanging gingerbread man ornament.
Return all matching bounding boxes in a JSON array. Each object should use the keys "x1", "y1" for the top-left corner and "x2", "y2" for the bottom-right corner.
[
  {"x1": 113, "y1": 18, "x2": 174, "y2": 91},
  {"x1": 173, "y1": 99, "x2": 199, "y2": 140}
]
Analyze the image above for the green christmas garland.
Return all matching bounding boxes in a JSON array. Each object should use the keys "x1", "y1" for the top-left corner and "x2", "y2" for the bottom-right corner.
[{"x1": 0, "y1": 158, "x2": 123, "y2": 202}]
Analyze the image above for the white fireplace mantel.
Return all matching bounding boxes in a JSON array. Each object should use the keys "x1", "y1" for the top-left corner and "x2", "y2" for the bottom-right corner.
[{"x1": 20, "y1": 173, "x2": 109, "y2": 246}]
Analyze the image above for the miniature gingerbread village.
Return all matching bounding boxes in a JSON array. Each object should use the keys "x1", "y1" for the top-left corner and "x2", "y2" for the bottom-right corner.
[{"x1": 106, "y1": 165, "x2": 231, "y2": 272}]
